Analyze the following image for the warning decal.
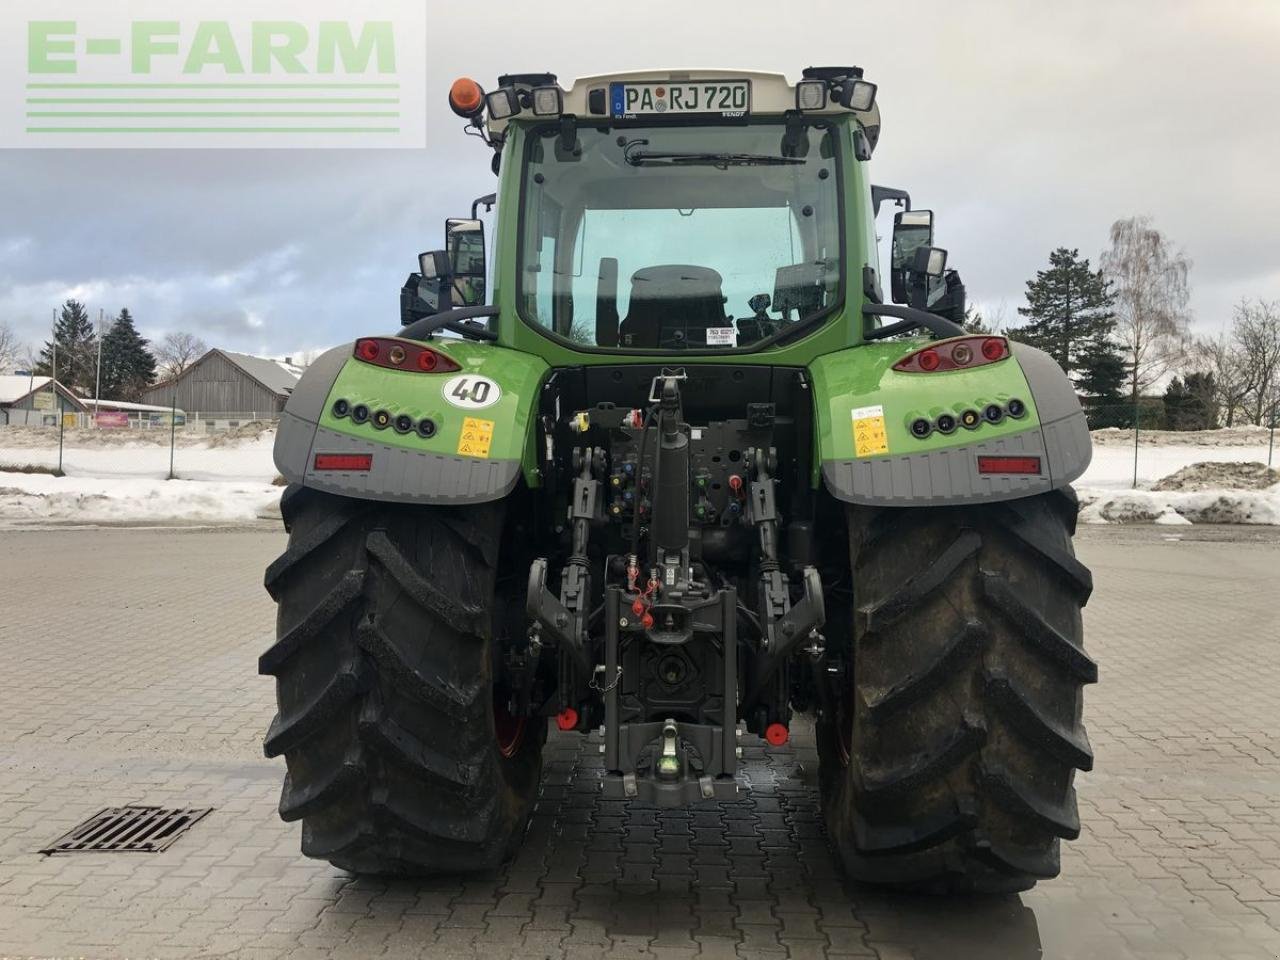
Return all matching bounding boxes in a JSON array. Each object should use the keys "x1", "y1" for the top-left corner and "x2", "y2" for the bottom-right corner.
[
  {"x1": 456, "y1": 417, "x2": 495, "y2": 458},
  {"x1": 851, "y1": 405, "x2": 889, "y2": 458}
]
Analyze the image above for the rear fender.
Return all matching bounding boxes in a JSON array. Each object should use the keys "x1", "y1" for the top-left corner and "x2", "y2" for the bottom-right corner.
[
  {"x1": 274, "y1": 339, "x2": 548, "y2": 504},
  {"x1": 811, "y1": 339, "x2": 1091, "y2": 506}
]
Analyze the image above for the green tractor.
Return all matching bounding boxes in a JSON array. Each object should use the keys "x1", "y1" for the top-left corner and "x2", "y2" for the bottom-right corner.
[{"x1": 261, "y1": 66, "x2": 1095, "y2": 893}]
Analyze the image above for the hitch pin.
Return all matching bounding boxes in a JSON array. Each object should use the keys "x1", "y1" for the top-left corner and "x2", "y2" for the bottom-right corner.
[{"x1": 657, "y1": 719, "x2": 680, "y2": 780}]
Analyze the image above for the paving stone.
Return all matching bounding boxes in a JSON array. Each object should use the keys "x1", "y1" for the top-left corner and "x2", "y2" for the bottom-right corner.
[{"x1": 1, "y1": 526, "x2": 1279, "y2": 959}]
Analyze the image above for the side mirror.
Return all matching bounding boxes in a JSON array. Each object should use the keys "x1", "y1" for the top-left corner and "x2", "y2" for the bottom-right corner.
[
  {"x1": 890, "y1": 209, "x2": 934, "y2": 303},
  {"x1": 446, "y1": 217, "x2": 486, "y2": 307}
]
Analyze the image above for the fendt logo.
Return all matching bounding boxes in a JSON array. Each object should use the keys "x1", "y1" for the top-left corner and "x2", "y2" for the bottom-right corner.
[{"x1": 1, "y1": 1, "x2": 426, "y2": 148}]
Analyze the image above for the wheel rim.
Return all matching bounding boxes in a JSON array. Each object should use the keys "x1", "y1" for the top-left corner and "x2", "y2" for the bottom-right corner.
[{"x1": 493, "y1": 699, "x2": 526, "y2": 758}]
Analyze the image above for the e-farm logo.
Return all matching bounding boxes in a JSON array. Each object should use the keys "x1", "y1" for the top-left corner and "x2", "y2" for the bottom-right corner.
[{"x1": 1, "y1": 1, "x2": 426, "y2": 148}]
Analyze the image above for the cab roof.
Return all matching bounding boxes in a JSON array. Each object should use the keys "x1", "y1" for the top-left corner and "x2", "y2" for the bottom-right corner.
[{"x1": 481, "y1": 67, "x2": 881, "y2": 153}]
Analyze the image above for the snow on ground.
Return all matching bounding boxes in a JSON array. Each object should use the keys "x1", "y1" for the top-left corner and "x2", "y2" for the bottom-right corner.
[
  {"x1": 0, "y1": 474, "x2": 281, "y2": 525},
  {"x1": 0, "y1": 424, "x2": 1276, "y2": 526},
  {"x1": 1075, "y1": 427, "x2": 1278, "y2": 525},
  {"x1": 0, "y1": 426, "x2": 276, "y2": 483},
  {"x1": 0, "y1": 425, "x2": 279, "y2": 525}
]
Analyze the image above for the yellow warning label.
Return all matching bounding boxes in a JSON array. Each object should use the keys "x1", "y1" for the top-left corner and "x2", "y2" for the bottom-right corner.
[
  {"x1": 456, "y1": 417, "x2": 495, "y2": 458},
  {"x1": 851, "y1": 405, "x2": 889, "y2": 458}
]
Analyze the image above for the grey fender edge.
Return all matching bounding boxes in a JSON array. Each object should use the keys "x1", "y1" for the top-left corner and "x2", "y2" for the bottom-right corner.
[
  {"x1": 272, "y1": 345, "x2": 520, "y2": 505},
  {"x1": 822, "y1": 343, "x2": 1092, "y2": 507}
]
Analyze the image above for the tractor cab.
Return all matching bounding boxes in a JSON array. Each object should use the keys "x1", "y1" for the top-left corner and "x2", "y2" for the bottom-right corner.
[{"x1": 404, "y1": 67, "x2": 964, "y2": 351}]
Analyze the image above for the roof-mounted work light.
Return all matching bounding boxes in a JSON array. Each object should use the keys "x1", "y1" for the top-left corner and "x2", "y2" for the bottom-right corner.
[
  {"x1": 486, "y1": 88, "x2": 520, "y2": 120},
  {"x1": 531, "y1": 86, "x2": 563, "y2": 116},
  {"x1": 840, "y1": 79, "x2": 877, "y2": 111},
  {"x1": 795, "y1": 79, "x2": 826, "y2": 111}
]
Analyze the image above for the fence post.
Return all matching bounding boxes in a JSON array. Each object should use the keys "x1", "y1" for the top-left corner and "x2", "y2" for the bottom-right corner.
[
  {"x1": 1131, "y1": 394, "x2": 1140, "y2": 489},
  {"x1": 1269, "y1": 403, "x2": 1276, "y2": 471},
  {"x1": 168, "y1": 391, "x2": 177, "y2": 480},
  {"x1": 57, "y1": 401, "x2": 65, "y2": 475}
]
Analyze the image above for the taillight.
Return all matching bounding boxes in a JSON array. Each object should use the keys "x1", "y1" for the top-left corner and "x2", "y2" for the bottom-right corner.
[
  {"x1": 981, "y1": 337, "x2": 1007, "y2": 361},
  {"x1": 314, "y1": 453, "x2": 373, "y2": 471},
  {"x1": 895, "y1": 336, "x2": 1009, "y2": 373},
  {"x1": 353, "y1": 338, "x2": 460, "y2": 373},
  {"x1": 977, "y1": 455, "x2": 1041, "y2": 475}
]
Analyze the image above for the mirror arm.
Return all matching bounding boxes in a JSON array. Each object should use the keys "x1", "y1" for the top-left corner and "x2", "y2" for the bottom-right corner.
[
  {"x1": 863, "y1": 303, "x2": 965, "y2": 341},
  {"x1": 470, "y1": 193, "x2": 496, "y2": 219},
  {"x1": 871, "y1": 185, "x2": 911, "y2": 217},
  {"x1": 398, "y1": 304, "x2": 500, "y2": 341}
]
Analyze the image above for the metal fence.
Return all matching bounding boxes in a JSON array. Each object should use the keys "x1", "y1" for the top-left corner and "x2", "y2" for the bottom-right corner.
[
  {"x1": 1084, "y1": 402, "x2": 1276, "y2": 488},
  {"x1": 4, "y1": 410, "x2": 281, "y2": 433}
]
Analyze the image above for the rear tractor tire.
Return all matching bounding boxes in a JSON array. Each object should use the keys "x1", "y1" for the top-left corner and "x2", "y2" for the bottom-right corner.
[
  {"x1": 817, "y1": 489, "x2": 1096, "y2": 893},
  {"x1": 259, "y1": 485, "x2": 543, "y2": 875}
]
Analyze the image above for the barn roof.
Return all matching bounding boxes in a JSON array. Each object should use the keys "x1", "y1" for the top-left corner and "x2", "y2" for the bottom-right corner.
[
  {"x1": 216, "y1": 351, "x2": 304, "y2": 396},
  {"x1": 0, "y1": 375, "x2": 87, "y2": 409},
  {"x1": 149, "y1": 349, "x2": 304, "y2": 398}
]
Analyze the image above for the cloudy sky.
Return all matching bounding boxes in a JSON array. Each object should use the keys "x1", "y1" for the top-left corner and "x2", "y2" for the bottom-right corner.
[{"x1": 1, "y1": 0, "x2": 1276, "y2": 363}]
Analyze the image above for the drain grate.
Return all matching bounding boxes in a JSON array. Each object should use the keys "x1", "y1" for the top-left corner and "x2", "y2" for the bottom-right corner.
[{"x1": 41, "y1": 805, "x2": 213, "y2": 854}]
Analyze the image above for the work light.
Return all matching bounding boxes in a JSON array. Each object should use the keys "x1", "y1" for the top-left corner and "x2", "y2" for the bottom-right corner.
[
  {"x1": 532, "y1": 86, "x2": 563, "y2": 116},
  {"x1": 486, "y1": 88, "x2": 520, "y2": 120},
  {"x1": 841, "y1": 79, "x2": 877, "y2": 111},
  {"x1": 795, "y1": 80, "x2": 826, "y2": 111}
]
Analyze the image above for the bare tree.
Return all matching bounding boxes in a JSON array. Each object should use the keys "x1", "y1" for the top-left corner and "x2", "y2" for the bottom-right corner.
[
  {"x1": 155, "y1": 332, "x2": 208, "y2": 380},
  {"x1": 0, "y1": 321, "x2": 20, "y2": 372},
  {"x1": 1194, "y1": 329, "x2": 1255, "y2": 427},
  {"x1": 1101, "y1": 216, "x2": 1192, "y2": 401},
  {"x1": 1233, "y1": 298, "x2": 1280, "y2": 425}
]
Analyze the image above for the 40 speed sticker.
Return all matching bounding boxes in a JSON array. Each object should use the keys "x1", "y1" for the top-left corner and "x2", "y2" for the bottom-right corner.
[{"x1": 441, "y1": 374, "x2": 502, "y2": 410}]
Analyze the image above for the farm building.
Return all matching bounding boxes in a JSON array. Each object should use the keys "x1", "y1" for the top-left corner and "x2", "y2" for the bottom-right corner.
[
  {"x1": 139, "y1": 350, "x2": 303, "y2": 422},
  {"x1": 0, "y1": 375, "x2": 87, "y2": 426}
]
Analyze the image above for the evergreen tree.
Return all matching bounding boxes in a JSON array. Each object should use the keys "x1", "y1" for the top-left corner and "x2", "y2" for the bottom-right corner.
[
  {"x1": 99, "y1": 308, "x2": 157, "y2": 401},
  {"x1": 1075, "y1": 337, "x2": 1128, "y2": 427},
  {"x1": 962, "y1": 305, "x2": 991, "y2": 335},
  {"x1": 1164, "y1": 372, "x2": 1218, "y2": 431},
  {"x1": 35, "y1": 299, "x2": 97, "y2": 392},
  {"x1": 1009, "y1": 248, "x2": 1116, "y2": 378}
]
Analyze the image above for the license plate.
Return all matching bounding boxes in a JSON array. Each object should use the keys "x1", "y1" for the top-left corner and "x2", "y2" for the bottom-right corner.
[{"x1": 610, "y1": 81, "x2": 750, "y2": 118}]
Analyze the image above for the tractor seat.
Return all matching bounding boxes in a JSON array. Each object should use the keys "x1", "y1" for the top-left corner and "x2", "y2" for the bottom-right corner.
[{"x1": 617, "y1": 265, "x2": 728, "y2": 348}]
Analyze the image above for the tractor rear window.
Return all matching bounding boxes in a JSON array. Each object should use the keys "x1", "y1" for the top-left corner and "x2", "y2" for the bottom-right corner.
[{"x1": 517, "y1": 121, "x2": 842, "y2": 351}]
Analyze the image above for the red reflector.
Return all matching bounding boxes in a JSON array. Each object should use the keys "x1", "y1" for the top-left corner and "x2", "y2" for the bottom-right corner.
[
  {"x1": 356, "y1": 339, "x2": 379, "y2": 362},
  {"x1": 417, "y1": 349, "x2": 439, "y2": 371},
  {"x1": 918, "y1": 349, "x2": 941, "y2": 371},
  {"x1": 555, "y1": 708, "x2": 579, "y2": 732},
  {"x1": 314, "y1": 453, "x2": 373, "y2": 471},
  {"x1": 765, "y1": 723, "x2": 789, "y2": 746},
  {"x1": 977, "y1": 456, "x2": 1041, "y2": 475}
]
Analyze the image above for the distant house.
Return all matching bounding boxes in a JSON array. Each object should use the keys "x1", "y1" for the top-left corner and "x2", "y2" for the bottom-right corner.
[
  {"x1": 0, "y1": 375, "x2": 87, "y2": 426},
  {"x1": 138, "y1": 349, "x2": 303, "y2": 418}
]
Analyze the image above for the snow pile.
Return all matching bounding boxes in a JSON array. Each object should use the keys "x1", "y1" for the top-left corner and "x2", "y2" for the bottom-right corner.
[
  {"x1": 1077, "y1": 486, "x2": 1280, "y2": 526},
  {"x1": 1078, "y1": 454, "x2": 1280, "y2": 526},
  {"x1": 0, "y1": 473, "x2": 281, "y2": 525},
  {"x1": 1150, "y1": 461, "x2": 1280, "y2": 492}
]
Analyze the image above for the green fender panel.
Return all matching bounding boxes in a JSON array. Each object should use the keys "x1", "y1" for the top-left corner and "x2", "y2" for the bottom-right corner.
[
  {"x1": 273, "y1": 339, "x2": 548, "y2": 504},
  {"x1": 810, "y1": 339, "x2": 1091, "y2": 506}
]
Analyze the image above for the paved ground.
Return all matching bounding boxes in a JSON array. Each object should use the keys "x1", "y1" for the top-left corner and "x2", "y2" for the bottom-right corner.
[{"x1": 1, "y1": 524, "x2": 1279, "y2": 960}]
